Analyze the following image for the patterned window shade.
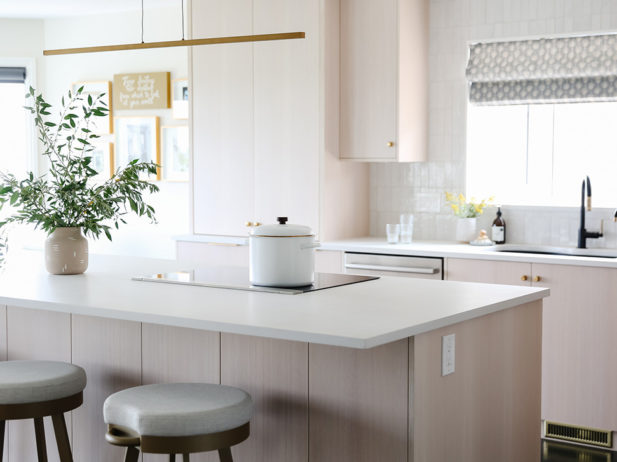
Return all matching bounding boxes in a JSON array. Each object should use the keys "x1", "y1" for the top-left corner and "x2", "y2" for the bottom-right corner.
[{"x1": 466, "y1": 34, "x2": 617, "y2": 105}]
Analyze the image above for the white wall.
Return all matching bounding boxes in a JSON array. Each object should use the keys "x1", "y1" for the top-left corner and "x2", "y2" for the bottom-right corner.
[
  {"x1": 370, "y1": 0, "x2": 617, "y2": 246},
  {"x1": 6, "y1": 7, "x2": 190, "y2": 258}
]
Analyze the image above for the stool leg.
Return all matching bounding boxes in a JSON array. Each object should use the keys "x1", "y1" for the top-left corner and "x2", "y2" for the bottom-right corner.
[
  {"x1": 51, "y1": 414, "x2": 73, "y2": 462},
  {"x1": 218, "y1": 448, "x2": 233, "y2": 462},
  {"x1": 0, "y1": 420, "x2": 5, "y2": 462},
  {"x1": 169, "y1": 454, "x2": 176, "y2": 461},
  {"x1": 124, "y1": 446, "x2": 139, "y2": 462},
  {"x1": 182, "y1": 454, "x2": 190, "y2": 462},
  {"x1": 33, "y1": 417, "x2": 48, "y2": 462}
]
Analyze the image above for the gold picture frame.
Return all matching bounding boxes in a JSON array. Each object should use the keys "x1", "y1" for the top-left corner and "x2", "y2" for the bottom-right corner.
[
  {"x1": 90, "y1": 141, "x2": 114, "y2": 180},
  {"x1": 72, "y1": 80, "x2": 113, "y2": 134},
  {"x1": 172, "y1": 78, "x2": 188, "y2": 120},
  {"x1": 161, "y1": 126, "x2": 189, "y2": 182},
  {"x1": 114, "y1": 116, "x2": 161, "y2": 180}
]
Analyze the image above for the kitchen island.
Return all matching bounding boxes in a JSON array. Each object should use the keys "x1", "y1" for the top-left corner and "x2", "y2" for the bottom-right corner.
[{"x1": 0, "y1": 251, "x2": 548, "y2": 462}]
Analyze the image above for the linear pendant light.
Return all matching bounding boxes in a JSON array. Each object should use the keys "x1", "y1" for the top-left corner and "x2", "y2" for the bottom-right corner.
[
  {"x1": 42, "y1": 1, "x2": 305, "y2": 56},
  {"x1": 43, "y1": 32, "x2": 306, "y2": 56}
]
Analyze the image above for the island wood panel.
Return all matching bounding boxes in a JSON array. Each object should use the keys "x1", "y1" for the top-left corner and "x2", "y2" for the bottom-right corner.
[
  {"x1": 141, "y1": 323, "x2": 221, "y2": 462},
  {"x1": 6, "y1": 306, "x2": 71, "y2": 462},
  {"x1": 413, "y1": 301, "x2": 542, "y2": 462},
  {"x1": 534, "y1": 264, "x2": 617, "y2": 434},
  {"x1": 445, "y1": 257, "x2": 532, "y2": 286},
  {"x1": 71, "y1": 315, "x2": 141, "y2": 462},
  {"x1": 221, "y1": 334, "x2": 308, "y2": 462},
  {"x1": 308, "y1": 339, "x2": 409, "y2": 462}
]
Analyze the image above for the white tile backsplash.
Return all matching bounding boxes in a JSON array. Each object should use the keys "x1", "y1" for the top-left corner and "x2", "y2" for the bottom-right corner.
[{"x1": 369, "y1": 0, "x2": 617, "y2": 248}]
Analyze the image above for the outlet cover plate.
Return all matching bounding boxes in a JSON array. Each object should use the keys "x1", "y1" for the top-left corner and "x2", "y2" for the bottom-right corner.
[{"x1": 442, "y1": 333, "x2": 455, "y2": 376}]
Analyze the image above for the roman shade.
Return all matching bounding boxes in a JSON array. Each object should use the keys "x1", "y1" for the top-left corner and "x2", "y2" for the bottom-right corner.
[
  {"x1": 0, "y1": 67, "x2": 26, "y2": 84},
  {"x1": 466, "y1": 34, "x2": 617, "y2": 105}
]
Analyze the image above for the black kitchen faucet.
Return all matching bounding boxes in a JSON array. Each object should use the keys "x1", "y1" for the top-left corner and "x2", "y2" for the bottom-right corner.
[{"x1": 577, "y1": 176, "x2": 603, "y2": 249}]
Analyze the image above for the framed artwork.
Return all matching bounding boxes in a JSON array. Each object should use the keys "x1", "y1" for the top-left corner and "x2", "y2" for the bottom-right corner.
[
  {"x1": 89, "y1": 141, "x2": 114, "y2": 180},
  {"x1": 172, "y1": 78, "x2": 188, "y2": 120},
  {"x1": 114, "y1": 116, "x2": 161, "y2": 180},
  {"x1": 113, "y1": 72, "x2": 170, "y2": 110},
  {"x1": 161, "y1": 126, "x2": 189, "y2": 182},
  {"x1": 72, "y1": 81, "x2": 113, "y2": 134}
]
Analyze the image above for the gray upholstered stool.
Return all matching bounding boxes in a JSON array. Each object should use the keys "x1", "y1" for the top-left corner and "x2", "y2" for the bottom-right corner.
[
  {"x1": 103, "y1": 383, "x2": 253, "y2": 462},
  {"x1": 0, "y1": 360, "x2": 87, "y2": 462}
]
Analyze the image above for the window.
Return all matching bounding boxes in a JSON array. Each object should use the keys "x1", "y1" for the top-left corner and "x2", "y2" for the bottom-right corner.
[
  {"x1": 467, "y1": 101, "x2": 617, "y2": 207},
  {"x1": 0, "y1": 66, "x2": 32, "y2": 176},
  {"x1": 465, "y1": 34, "x2": 617, "y2": 208}
]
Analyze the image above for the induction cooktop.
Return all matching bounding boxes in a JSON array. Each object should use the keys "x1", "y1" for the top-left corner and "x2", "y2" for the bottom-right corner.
[{"x1": 132, "y1": 267, "x2": 378, "y2": 295}]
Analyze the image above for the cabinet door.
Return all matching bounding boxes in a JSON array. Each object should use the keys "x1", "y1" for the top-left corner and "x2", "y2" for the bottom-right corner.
[
  {"x1": 340, "y1": 0, "x2": 399, "y2": 160},
  {"x1": 533, "y1": 264, "x2": 617, "y2": 431},
  {"x1": 192, "y1": 0, "x2": 254, "y2": 235},
  {"x1": 446, "y1": 258, "x2": 532, "y2": 286},
  {"x1": 253, "y1": 0, "x2": 320, "y2": 230}
]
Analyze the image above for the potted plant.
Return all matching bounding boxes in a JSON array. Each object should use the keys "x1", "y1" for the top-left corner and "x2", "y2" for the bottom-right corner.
[
  {"x1": 445, "y1": 192, "x2": 493, "y2": 243},
  {"x1": 0, "y1": 87, "x2": 159, "y2": 274}
]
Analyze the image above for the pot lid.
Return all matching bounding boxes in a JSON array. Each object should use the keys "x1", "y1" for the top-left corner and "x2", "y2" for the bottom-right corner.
[{"x1": 250, "y1": 217, "x2": 313, "y2": 237}]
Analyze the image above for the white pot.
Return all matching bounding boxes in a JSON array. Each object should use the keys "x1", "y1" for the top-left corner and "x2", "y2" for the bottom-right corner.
[
  {"x1": 455, "y1": 217, "x2": 477, "y2": 243},
  {"x1": 249, "y1": 217, "x2": 320, "y2": 287}
]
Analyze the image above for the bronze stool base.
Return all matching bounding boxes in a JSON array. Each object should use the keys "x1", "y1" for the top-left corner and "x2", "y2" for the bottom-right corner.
[
  {"x1": 0, "y1": 391, "x2": 83, "y2": 462},
  {"x1": 106, "y1": 421, "x2": 250, "y2": 462}
]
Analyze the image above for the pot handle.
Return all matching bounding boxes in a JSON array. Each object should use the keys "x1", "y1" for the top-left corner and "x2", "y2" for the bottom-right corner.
[{"x1": 301, "y1": 241, "x2": 321, "y2": 250}]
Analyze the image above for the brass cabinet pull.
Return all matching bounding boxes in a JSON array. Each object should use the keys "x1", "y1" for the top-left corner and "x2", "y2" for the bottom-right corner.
[
  {"x1": 387, "y1": 141, "x2": 395, "y2": 147},
  {"x1": 254, "y1": 222, "x2": 262, "y2": 227},
  {"x1": 533, "y1": 275, "x2": 542, "y2": 282},
  {"x1": 521, "y1": 275, "x2": 528, "y2": 281},
  {"x1": 245, "y1": 221, "x2": 254, "y2": 227}
]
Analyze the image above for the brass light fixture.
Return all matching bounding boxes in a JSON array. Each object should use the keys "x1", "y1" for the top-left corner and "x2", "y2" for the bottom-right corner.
[{"x1": 43, "y1": 0, "x2": 305, "y2": 56}]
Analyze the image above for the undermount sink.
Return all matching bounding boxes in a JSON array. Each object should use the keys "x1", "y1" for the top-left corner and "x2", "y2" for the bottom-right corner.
[{"x1": 490, "y1": 244, "x2": 617, "y2": 259}]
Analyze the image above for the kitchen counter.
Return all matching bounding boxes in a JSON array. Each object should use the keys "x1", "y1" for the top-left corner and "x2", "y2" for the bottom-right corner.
[
  {"x1": 320, "y1": 237, "x2": 617, "y2": 268},
  {"x1": 0, "y1": 250, "x2": 546, "y2": 349}
]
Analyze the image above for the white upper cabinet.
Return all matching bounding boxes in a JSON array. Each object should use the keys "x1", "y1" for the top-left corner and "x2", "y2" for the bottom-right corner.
[
  {"x1": 253, "y1": 0, "x2": 320, "y2": 231},
  {"x1": 191, "y1": 0, "x2": 320, "y2": 235},
  {"x1": 191, "y1": 0, "x2": 255, "y2": 236},
  {"x1": 339, "y1": 0, "x2": 428, "y2": 162}
]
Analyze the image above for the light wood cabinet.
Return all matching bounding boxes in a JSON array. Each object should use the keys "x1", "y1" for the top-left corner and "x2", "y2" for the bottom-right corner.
[
  {"x1": 339, "y1": 0, "x2": 428, "y2": 162},
  {"x1": 446, "y1": 258, "x2": 531, "y2": 286},
  {"x1": 191, "y1": 0, "x2": 255, "y2": 236},
  {"x1": 191, "y1": 0, "x2": 320, "y2": 236},
  {"x1": 190, "y1": 0, "x2": 369, "y2": 239},
  {"x1": 447, "y1": 258, "x2": 617, "y2": 436}
]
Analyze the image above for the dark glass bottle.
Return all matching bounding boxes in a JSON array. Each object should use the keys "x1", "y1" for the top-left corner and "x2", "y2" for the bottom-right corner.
[{"x1": 491, "y1": 207, "x2": 506, "y2": 244}]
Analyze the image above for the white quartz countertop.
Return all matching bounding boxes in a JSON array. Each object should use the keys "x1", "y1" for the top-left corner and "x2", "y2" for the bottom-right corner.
[
  {"x1": 0, "y1": 251, "x2": 548, "y2": 349},
  {"x1": 320, "y1": 238, "x2": 617, "y2": 268}
]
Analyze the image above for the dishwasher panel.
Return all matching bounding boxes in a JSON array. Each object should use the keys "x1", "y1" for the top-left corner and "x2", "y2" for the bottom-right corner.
[{"x1": 344, "y1": 252, "x2": 443, "y2": 280}]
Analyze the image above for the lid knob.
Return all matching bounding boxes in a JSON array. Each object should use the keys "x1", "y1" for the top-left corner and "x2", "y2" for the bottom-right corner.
[{"x1": 277, "y1": 217, "x2": 288, "y2": 225}]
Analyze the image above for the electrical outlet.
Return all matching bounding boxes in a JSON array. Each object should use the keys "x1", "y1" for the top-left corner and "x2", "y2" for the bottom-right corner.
[{"x1": 442, "y1": 334, "x2": 455, "y2": 376}]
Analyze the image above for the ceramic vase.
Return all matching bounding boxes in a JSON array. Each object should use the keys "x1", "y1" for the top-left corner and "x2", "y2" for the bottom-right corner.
[
  {"x1": 455, "y1": 217, "x2": 477, "y2": 243},
  {"x1": 45, "y1": 227, "x2": 88, "y2": 275}
]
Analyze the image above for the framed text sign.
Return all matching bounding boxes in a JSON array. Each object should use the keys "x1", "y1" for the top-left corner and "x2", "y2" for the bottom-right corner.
[{"x1": 113, "y1": 72, "x2": 170, "y2": 110}]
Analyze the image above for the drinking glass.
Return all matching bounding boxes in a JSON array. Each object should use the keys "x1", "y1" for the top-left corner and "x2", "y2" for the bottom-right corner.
[
  {"x1": 400, "y1": 223, "x2": 413, "y2": 243},
  {"x1": 400, "y1": 213, "x2": 414, "y2": 225},
  {"x1": 386, "y1": 224, "x2": 400, "y2": 244}
]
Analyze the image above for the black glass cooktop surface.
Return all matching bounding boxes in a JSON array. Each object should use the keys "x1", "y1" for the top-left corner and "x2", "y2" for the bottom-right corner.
[{"x1": 133, "y1": 267, "x2": 378, "y2": 295}]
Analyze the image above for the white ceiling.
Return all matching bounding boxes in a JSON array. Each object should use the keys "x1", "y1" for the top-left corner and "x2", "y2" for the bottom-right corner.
[{"x1": 0, "y1": 0, "x2": 178, "y2": 19}]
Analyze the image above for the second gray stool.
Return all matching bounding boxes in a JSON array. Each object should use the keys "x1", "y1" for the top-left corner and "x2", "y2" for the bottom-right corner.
[{"x1": 103, "y1": 383, "x2": 253, "y2": 462}]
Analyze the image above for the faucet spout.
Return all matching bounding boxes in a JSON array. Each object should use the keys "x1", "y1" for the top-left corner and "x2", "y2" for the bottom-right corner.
[{"x1": 577, "y1": 176, "x2": 603, "y2": 249}]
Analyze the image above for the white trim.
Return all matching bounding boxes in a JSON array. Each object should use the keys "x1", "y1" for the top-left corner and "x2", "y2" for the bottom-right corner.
[{"x1": 0, "y1": 57, "x2": 38, "y2": 175}]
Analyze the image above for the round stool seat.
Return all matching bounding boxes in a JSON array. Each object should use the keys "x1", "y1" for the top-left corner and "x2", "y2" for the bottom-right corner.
[
  {"x1": 0, "y1": 360, "x2": 87, "y2": 404},
  {"x1": 103, "y1": 383, "x2": 253, "y2": 437}
]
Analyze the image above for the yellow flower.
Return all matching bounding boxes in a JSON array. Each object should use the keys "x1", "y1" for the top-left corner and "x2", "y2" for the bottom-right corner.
[
  {"x1": 458, "y1": 193, "x2": 465, "y2": 203},
  {"x1": 451, "y1": 204, "x2": 459, "y2": 214},
  {"x1": 445, "y1": 192, "x2": 454, "y2": 201}
]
